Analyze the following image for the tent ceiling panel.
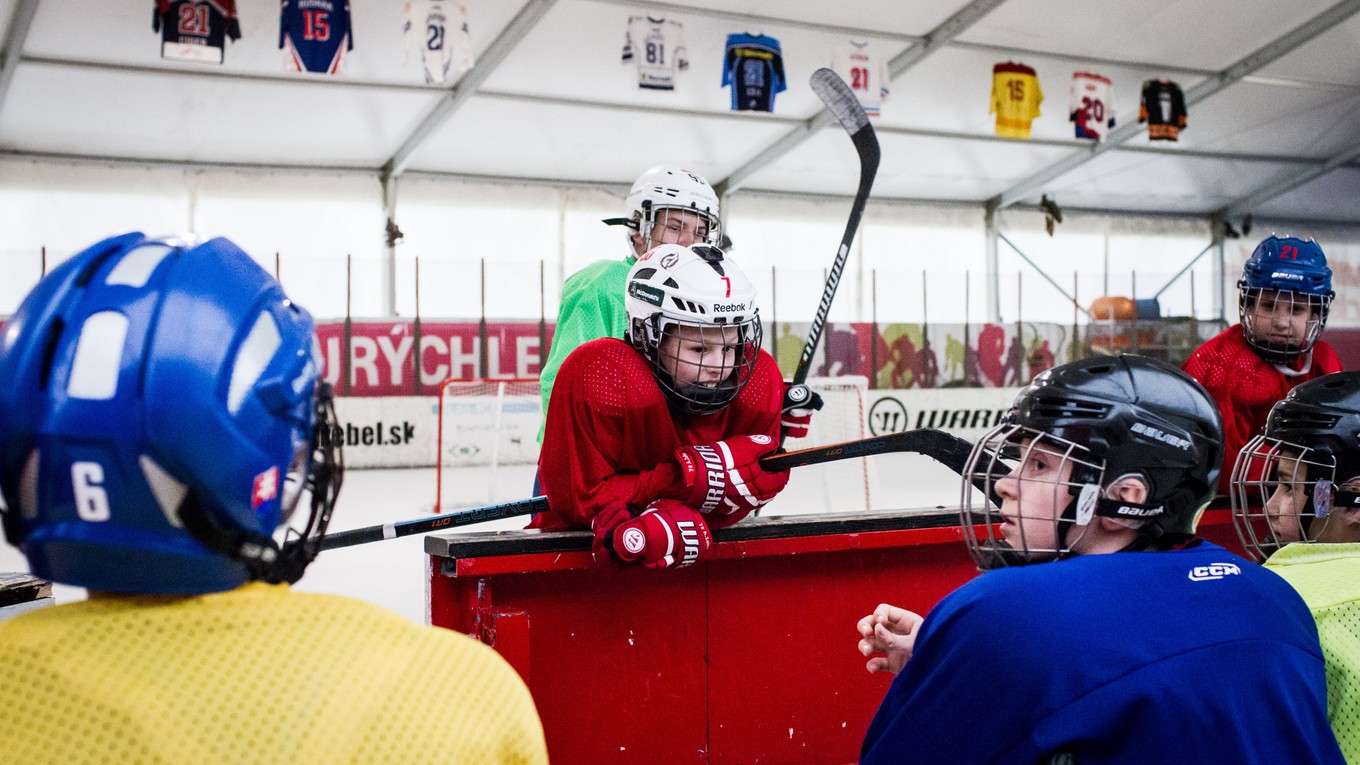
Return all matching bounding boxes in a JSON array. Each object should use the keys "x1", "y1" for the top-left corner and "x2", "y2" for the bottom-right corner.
[
  {"x1": 1252, "y1": 167, "x2": 1360, "y2": 223},
  {"x1": 1034, "y1": 151, "x2": 1316, "y2": 217},
  {"x1": 1253, "y1": 11, "x2": 1360, "y2": 85},
  {"x1": 0, "y1": 63, "x2": 437, "y2": 166},
  {"x1": 0, "y1": 0, "x2": 1357, "y2": 224},
  {"x1": 482, "y1": 0, "x2": 914, "y2": 116},
  {"x1": 1178, "y1": 80, "x2": 1360, "y2": 159},
  {"x1": 403, "y1": 95, "x2": 791, "y2": 182},
  {"x1": 639, "y1": 0, "x2": 961, "y2": 37},
  {"x1": 743, "y1": 130, "x2": 1074, "y2": 201},
  {"x1": 954, "y1": 0, "x2": 1340, "y2": 70}
]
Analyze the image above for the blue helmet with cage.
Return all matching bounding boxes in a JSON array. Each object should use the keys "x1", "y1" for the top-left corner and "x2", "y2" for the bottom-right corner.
[
  {"x1": 1238, "y1": 235, "x2": 1334, "y2": 363},
  {"x1": 0, "y1": 232, "x2": 343, "y2": 594}
]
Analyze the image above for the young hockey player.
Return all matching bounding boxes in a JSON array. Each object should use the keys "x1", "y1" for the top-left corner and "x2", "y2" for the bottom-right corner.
[
  {"x1": 1183, "y1": 234, "x2": 1341, "y2": 494},
  {"x1": 0, "y1": 233, "x2": 546, "y2": 765},
  {"x1": 856, "y1": 355, "x2": 1342, "y2": 764},
  {"x1": 533, "y1": 243, "x2": 790, "y2": 569},
  {"x1": 1232, "y1": 371, "x2": 1360, "y2": 761},
  {"x1": 536, "y1": 164, "x2": 819, "y2": 449},
  {"x1": 537, "y1": 164, "x2": 722, "y2": 438}
]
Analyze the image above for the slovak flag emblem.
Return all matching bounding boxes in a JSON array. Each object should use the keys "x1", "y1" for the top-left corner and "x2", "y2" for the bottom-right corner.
[{"x1": 252, "y1": 467, "x2": 279, "y2": 509}]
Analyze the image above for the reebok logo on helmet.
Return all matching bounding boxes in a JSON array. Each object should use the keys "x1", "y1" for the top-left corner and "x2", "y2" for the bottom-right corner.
[{"x1": 713, "y1": 302, "x2": 747, "y2": 313}]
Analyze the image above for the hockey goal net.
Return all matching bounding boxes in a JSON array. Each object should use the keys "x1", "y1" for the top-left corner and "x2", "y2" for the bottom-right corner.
[{"x1": 435, "y1": 376, "x2": 874, "y2": 514}]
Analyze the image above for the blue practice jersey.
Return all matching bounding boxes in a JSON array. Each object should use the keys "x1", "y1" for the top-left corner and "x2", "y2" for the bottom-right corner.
[
  {"x1": 280, "y1": 0, "x2": 353, "y2": 75},
  {"x1": 722, "y1": 33, "x2": 785, "y2": 112},
  {"x1": 862, "y1": 541, "x2": 1343, "y2": 764}
]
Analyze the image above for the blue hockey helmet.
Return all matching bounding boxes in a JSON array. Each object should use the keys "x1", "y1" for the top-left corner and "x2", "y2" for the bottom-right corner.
[
  {"x1": 1238, "y1": 235, "x2": 1333, "y2": 363},
  {"x1": 0, "y1": 233, "x2": 343, "y2": 594}
]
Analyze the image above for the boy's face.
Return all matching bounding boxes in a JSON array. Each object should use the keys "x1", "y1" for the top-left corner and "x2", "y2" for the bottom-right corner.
[
  {"x1": 1264, "y1": 449, "x2": 1307, "y2": 544},
  {"x1": 659, "y1": 324, "x2": 740, "y2": 388},
  {"x1": 1247, "y1": 289, "x2": 1314, "y2": 348},
  {"x1": 633, "y1": 208, "x2": 712, "y2": 254},
  {"x1": 992, "y1": 437, "x2": 1077, "y2": 559}
]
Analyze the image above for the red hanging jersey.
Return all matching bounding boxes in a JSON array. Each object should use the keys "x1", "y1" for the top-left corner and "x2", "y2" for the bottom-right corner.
[
  {"x1": 1183, "y1": 324, "x2": 1341, "y2": 494},
  {"x1": 533, "y1": 338, "x2": 783, "y2": 530}
]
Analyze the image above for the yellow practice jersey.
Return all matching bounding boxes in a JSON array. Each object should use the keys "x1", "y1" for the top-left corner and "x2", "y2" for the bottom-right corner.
[
  {"x1": 0, "y1": 582, "x2": 547, "y2": 765},
  {"x1": 1266, "y1": 543, "x2": 1360, "y2": 762},
  {"x1": 990, "y1": 62, "x2": 1043, "y2": 139}
]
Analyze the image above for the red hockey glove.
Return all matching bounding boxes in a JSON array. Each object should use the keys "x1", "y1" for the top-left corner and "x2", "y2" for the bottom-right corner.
[
  {"x1": 604, "y1": 499, "x2": 714, "y2": 569},
  {"x1": 781, "y1": 383, "x2": 825, "y2": 440},
  {"x1": 590, "y1": 501, "x2": 636, "y2": 566},
  {"x1": 675, "y1": 434, "x2": 789, "y2": 519}
]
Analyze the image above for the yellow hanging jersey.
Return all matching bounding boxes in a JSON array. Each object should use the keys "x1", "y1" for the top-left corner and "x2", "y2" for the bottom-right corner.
[
  {"x1": 1266, "y1": 543, "x2": 1360, "y2": 762},
  {"x1": 990, "y1": 62, "x2": 1043, "y2": 139},
  {"x1": 0, "y1": 582, "x2": 547, "y2": 765}
]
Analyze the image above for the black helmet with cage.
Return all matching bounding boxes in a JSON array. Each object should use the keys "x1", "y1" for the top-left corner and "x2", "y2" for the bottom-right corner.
[
  {"x1": 962, "y1": 354, "x2": 1223, "y2": 568},
  {"x1": 1232, "y1": 372, "x2": 1360, "y2": 560}
]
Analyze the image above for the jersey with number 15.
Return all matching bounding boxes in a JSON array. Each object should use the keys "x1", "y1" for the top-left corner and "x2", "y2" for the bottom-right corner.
[{"x1": 280, "y1": 0, "x2": 353, "y2": 75}]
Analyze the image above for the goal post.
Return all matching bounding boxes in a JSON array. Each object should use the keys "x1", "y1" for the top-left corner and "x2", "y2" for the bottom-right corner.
[
  {"x1": 434, "y1": 375, "x2": 874, "y2": 514},
  {"x1": 436, "y1": 378, "x2": 542, "y2": 511}
]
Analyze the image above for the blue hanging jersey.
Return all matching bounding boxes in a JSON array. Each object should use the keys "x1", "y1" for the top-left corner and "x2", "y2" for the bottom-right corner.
[
  {"x1": 862, "y1": 541, "x2": 1344, "y2": 765},
  {"x1": 722, "y1": 33, "x2": 785, "y2": 112},
  {"x1": 280, "y1": 0, "x2": 353, "y2": 75}
]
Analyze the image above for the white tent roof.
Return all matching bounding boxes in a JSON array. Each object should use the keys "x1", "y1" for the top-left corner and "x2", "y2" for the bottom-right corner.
[{"x1": 3, "y1": 0, "x2": 1358, "y2": 224}]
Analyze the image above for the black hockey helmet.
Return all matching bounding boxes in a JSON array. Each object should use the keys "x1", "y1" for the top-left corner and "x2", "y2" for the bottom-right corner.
[
  {"x1": 963, "y1": 355, "x2": 1223, "y2": 567},
  {"x1": 1232, "y1": 372, "x2": 1360, "y2": 558}
]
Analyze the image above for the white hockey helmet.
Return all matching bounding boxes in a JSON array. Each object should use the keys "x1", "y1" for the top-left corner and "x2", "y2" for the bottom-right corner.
[
  {"x1": 625, "y1": 244, "x2": 762, "y2": 415},
  {"x1": 614, "y1": 165, "x2": 722, "y2": 252}
]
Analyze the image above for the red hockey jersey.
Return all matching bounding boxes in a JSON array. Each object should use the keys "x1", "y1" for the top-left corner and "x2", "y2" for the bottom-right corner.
[
  {"x1": 1182, "y1": 324, "x2": 1341, "y2": 494},
  {"x1": 534, "y1": 338, "x2": 784, "y2": 530}
]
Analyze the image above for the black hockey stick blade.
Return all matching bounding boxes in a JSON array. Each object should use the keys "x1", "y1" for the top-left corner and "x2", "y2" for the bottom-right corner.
[
  {"x1": 792, "y1": 68, "x2": 881, "y2": 387},
  {"x1": 762, "y1": 428, "x2": 1009, "y2": 496},
  {"x1": 320, "y1": 495, "x2": 550, "y2": 551}
]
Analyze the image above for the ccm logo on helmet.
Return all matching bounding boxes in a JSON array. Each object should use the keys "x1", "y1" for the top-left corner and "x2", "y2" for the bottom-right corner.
[
  {"x1": 713, "y1": 302, "x2": 747, "y2": 313},
  {"x1": 1130, "y1": 422, "x2": 1191, "y2": 451},
  {"x1": 1188, "y1": 563, "x2": 1241, "y2": 582}
]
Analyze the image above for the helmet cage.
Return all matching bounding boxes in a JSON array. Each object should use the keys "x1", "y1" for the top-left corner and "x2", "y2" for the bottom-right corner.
[
  {"x1": 1231, "y1": 435, "x2": 1334, "y2": 561},
  {"x1": 637, "y1": 203, "x2": 722, "y2": 250},
  {"x1": 961, "y1": 422, "x2": 1107, "y2": 570},
  {"x1": 1239, "y1": 285, "x2": 1332, "y2": 364},
  {"x1": 632, "y1": 314, "x2": 763, "y2": 416}
]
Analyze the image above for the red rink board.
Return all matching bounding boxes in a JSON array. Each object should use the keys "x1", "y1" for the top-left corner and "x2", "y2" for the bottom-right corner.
[{"x1": 427, "y1": 510, "x2": 1244, "y2": 764}]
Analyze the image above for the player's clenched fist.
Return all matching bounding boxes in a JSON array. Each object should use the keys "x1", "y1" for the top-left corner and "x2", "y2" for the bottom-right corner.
[
  {"x1": 593, "y1": 499, "x2": 713, "y2": 569},
  {"x1": 781, "y1": 382, "x2": 824, "y2": 440},
  {"x1": 674, "y1": 434, "x2": 789, "y2": 521}
]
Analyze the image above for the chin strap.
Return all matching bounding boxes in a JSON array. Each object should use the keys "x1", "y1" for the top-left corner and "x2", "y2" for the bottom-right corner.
[{"x1": 1273, "y1": 348, "x2": 1314, "y2": 377}]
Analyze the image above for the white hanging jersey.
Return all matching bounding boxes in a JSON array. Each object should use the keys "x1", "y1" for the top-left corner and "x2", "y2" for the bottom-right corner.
[
  {"x1": 403, "y1": 1, "x2": 473, "y2": 85},
  {"x1": 1069, "y1": 71, "x2": 1115, "y2": 141},
  {"x1": 832, "y1": 39, "x2": 889, "y2": 117},
  {"x1": 622, "y1": 16, "x2": 688, "y2": 91}
]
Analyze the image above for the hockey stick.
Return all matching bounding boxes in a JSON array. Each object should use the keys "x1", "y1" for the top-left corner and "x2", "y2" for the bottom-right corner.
[
  {"x1": 789, "y1": 68, "x2": 881, "y2": 390},
  {"x1": 319, "y1": 429, "x2": 1001, "y2": 550},
  {"x1": 319, "y1": 495, "x2": 550, "y2": 551}
]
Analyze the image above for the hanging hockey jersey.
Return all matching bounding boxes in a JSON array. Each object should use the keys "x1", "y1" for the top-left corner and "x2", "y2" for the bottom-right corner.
[
  {"x1": 1139, "y1": 79, "x2": 1188, "y2": 141},
  {"x1": 990, "y1": 62, "x2": 1043, "y2": 139},
  {"x1": 1070, "y1": 71, "x2": 1115, "y2": 141},
  {"x1": 403, "y1": 1, "x2": 474, "y2": 85},
  {"x1": 622, "y1": 16, "x2": 688, "y2": 91},
  {"x1": 832, "y1": 39, "x2": 889, "y2": 117},
  {"x1": 280, "y1": 0, "x2": 353, "y2": 75},
  {"x1": 722, "y1": 33, "x2": 786, "y2": 112},
  {"x1": 153, "y1": 1, "x2": 240, "y2": 64}
]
